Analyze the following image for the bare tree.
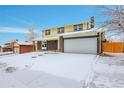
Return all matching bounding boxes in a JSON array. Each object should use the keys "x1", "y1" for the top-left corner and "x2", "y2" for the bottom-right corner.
[
  {"x1": 96, "y1": 5, "x2": 124, "y2": 41},
  {"x1": 98, "y1": 6, "x2": 124, "y2": 31},
  {"x1": 25, "y1": 25, "x2": 38, "y2": 42}
]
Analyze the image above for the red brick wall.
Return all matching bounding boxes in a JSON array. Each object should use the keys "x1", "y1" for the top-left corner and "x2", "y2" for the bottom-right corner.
[{"x1": 20, "y1": 45, "x2": 33, "y2": 54}]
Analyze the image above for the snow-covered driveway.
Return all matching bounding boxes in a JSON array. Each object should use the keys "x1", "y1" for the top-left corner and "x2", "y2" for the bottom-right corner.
[{"x1": 0, "y1": 52, "x2": 97, "y2": 88}]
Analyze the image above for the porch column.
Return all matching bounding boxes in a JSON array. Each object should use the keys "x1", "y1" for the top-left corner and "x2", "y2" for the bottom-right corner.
[
  {"x1": 35, "y1": 41, "x2": 38, "y2": 51},
  {"x1": 59, "y1": 36, "x2": 64, "y2": 52},
  {"x1": 58, "y1": 38, "x2": 60, "y2": 51}
]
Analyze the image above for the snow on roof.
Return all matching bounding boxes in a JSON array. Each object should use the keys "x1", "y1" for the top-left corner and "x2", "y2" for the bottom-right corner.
[
  {"x1": 42, "y1": 37, "x2": 59, "y2": 41},
  {"x1": 0, "y1": 44, "x2": 5, "y2": 47},
  {"x1": 59, "y1": 28, "x2": 105, "y2": 36},
  {"x1": 32, "y1": 28, "x2": 105, "y2": 41},
  {"x1": 17, "y1": 41, "x2": 33, "y2": 45},
  {"x1": 32, "y1": 37, "x2": 42, "y2": 41}
]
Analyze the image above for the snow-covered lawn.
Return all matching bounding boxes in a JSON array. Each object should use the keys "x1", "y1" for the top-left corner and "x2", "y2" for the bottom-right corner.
[
  {"x1": 0, "y1": 52, "x2": 97, "y2": 88},
  {"x1": 0, "y1": 52, "x2": 13, "y2": 56},
  {"x1": 91, "y1": 54, "x2": 124, "y2": 88},
  {"x1": 1, "y1": 52, "x2": 124, "y2": 88}
]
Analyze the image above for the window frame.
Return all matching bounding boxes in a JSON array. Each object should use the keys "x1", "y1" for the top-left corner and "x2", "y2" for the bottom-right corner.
[
  {"x1": 57, "y1": 27, "x2": 64, "y2": 34},
  {"x1": 73, "y1": 24, "x2": 83, "y2": 31},
  {"x1": 45, "y1": 29, "x2": 51, "y2": 35}
]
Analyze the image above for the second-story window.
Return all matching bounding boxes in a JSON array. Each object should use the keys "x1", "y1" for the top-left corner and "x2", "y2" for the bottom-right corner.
[
  {"x1": 45, "y1": 30, "x2": 51, "y2": 35},
  {"x1": 57, "y1": 27, "x2": 64, "y2": 34},
  {"x1": 73, "y1": 24, "x2": 83, "y2": 31}
]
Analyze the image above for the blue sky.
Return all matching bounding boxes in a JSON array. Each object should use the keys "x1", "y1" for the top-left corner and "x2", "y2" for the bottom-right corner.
[{"x1": 0, "y1": 5, "x2": 104, "y2": 44}]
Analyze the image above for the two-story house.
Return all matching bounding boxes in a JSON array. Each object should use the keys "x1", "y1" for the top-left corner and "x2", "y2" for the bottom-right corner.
[
  {"x1": 33, "y1": 17, "x2": 105, "y2": 54},
  {"x1": 42, "y1": 22, "x2": 91, "y2": 49}
]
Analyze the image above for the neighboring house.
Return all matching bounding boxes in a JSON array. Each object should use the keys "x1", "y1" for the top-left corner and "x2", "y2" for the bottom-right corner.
[
  {"x1": 33, "y1": 16, "x2": 105, "y2": 54},
  {"x1": 0, "y1": 46, "x2": 3, "y2": 52},
  {"x1": 2, "y1": 42, "x2": 13, "y2": 52},
  {"x1": 1, "y1": 40, "x2": 33, "y2": 54},
  {"x1": 13, "y1": 41, "x2": 33, "y2": 54}
]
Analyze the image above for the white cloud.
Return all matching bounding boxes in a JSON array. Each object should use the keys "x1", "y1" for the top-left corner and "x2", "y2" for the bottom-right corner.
[{"x1": 0, "y1": 27, "x2": 29, "y2": 34}]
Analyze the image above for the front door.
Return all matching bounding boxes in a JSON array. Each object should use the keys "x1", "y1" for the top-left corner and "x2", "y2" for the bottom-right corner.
[
  {"x1": 37, "y1": 41, "x2": 42, "y2": 50},
  {"x1": 47, "y1": 40, "x2": 58, "y2": 50}
]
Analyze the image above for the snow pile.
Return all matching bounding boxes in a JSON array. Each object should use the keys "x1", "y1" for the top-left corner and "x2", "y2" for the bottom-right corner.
[{"x1": 5, "y1": 67, "x2": 17, "y2": 73}]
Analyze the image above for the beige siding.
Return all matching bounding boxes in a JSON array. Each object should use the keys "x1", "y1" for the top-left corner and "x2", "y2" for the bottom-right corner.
[
  {"x1": 43, "y1": 28, "x2": 59, "y2": 38},
  {"x1": 13, "y1": 42, "x2": 20, "y2": 53},
  {"x1": 43, "y1": 22, "x2": 90, "y2": 39},
  {"x1": 34, "y1": 41, "x2": 38, "y2": 51},
  {"x1": 83, "y1": 22, "x2": 88, "y2": 30},
  {"x1": 14, "y1": 47, "x2": 20, "y2": 53},
  {"x1": 0, "y1": 47, "x2": 3, "y2": 52},
  {"x1": 64, "y1": 25, "x2": 74, "y2": 33}
]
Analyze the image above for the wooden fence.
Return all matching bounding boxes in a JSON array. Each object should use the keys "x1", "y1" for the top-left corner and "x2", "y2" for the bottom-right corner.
[{"x1": 102, "y1": 42, "x2": 124, "y2": 53}]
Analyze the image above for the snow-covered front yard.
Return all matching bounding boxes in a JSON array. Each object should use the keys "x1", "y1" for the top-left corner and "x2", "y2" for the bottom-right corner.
[
  {"x1": 0, "y1": 52, "x2": 124, "y2": 88},
  {"x1": 91, "y1": 54, "x2": 124, "y2": 88},
  {"x1": 0, "y1": 52, "x2": 97, "y2": 88}
]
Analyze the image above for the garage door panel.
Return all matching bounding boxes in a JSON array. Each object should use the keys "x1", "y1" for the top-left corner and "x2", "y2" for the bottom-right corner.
[{"x1": 64, "y1": 38, "x2": 97, "y2": 54}]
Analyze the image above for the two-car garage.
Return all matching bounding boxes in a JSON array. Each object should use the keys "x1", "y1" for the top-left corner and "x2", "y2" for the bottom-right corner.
[
  {"x1": 59, "y1": 31, "x2": 104, "y2": 54},
  {"x1": 64, "y1": 37, "x2": 98, "y2": 54}
]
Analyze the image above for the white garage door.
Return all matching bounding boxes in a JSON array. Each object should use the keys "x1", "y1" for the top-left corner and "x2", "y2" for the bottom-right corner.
[{"x1": 64, "y1": 37, "x2": 98, "y2": 54}]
